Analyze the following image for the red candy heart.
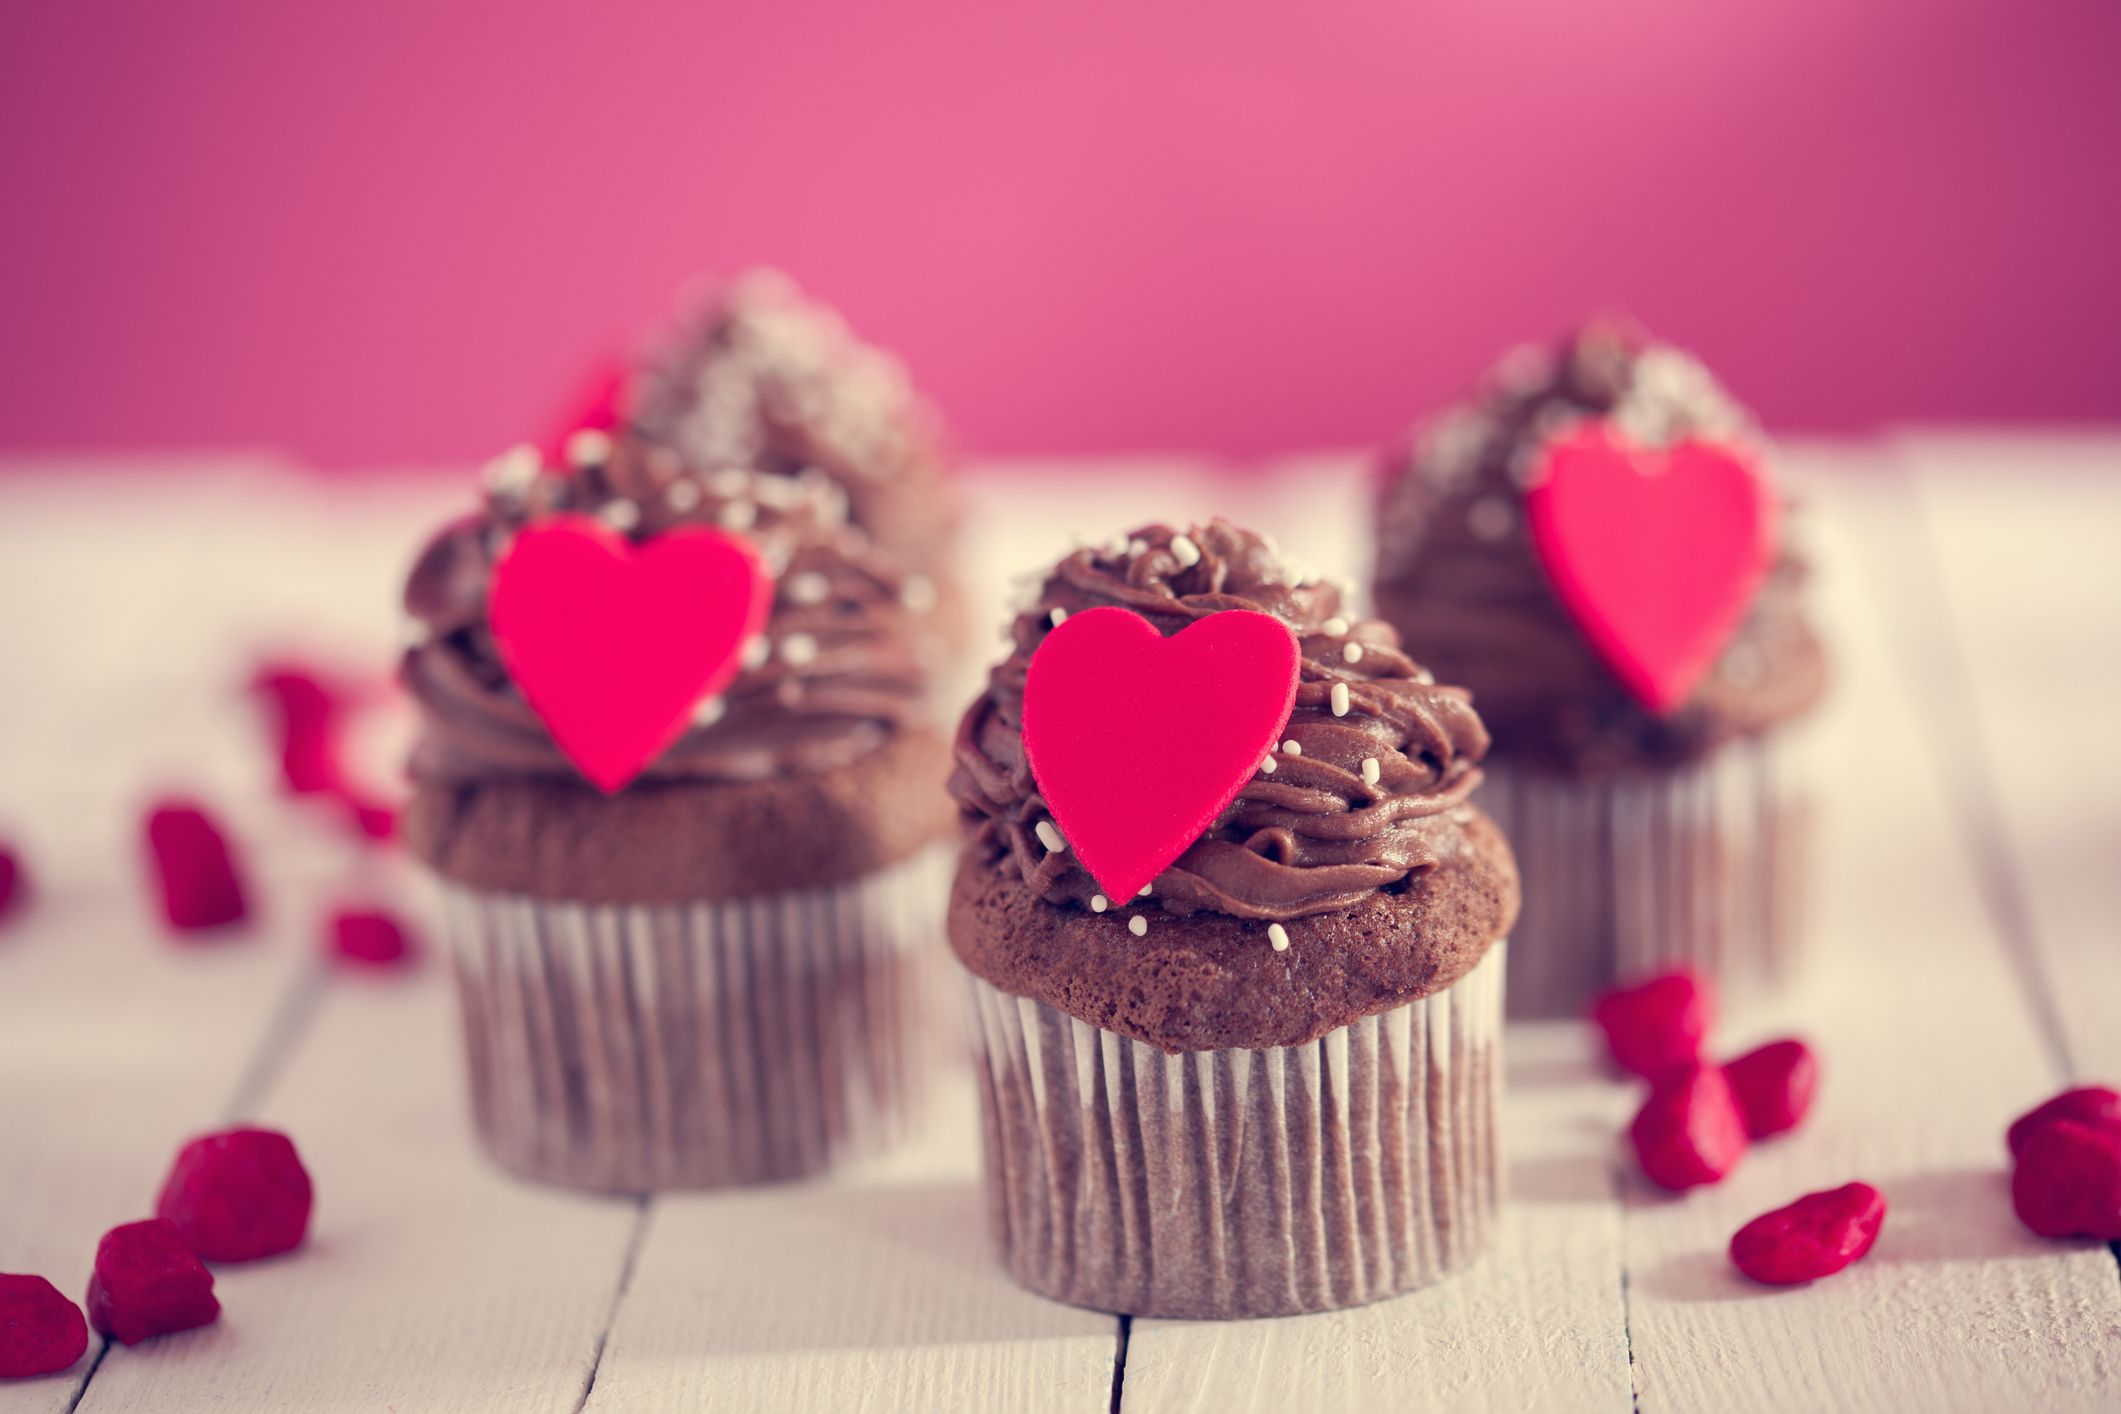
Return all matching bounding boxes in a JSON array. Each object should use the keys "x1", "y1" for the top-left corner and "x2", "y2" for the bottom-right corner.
[
  {"x1": 156, "y1": 1128, "x2": 314, "y2": 1262},
  {"x1": 249, "y1": 665, "x2": 342, "y2": 796},
  {"x1": 2006, "y1": 1086, "x2": 2121, "y2": 1158},
  {"x1": 0, "y1": 1273, "x2": 88, "y2": 1377},
  {"x1": 328, "y1": 907, "x2": 413, "y2": 967},
  {"x1": 2012, "y1": 1119, "x2": 2121, "y2": 1240},
  {"x1": 1729, "y1": 1182, "x2": 1888, "y2": 1285},
  {"x1": 1525, "y1": 423, "x2": 1779, "y2": 714},
  {"x1": 488, "y1": 517, "x2": 773, "y2": 794},
  {"x1": 1723, "y1": 1039, "x2": 1818, "y2": 1139},
  {"x1": 85, "y1": 1220, "x2": 219, "y2": 1345},
  {"x1": 144, "y1": 802, "x2": 248, "y2": 932},
  {"x1": 1592, "y1": 970, "x2": 1714, "y2": 1080},
  {"x1": 0, "y1": 844, "x2": 22, "y2": 922},
  {"x1": 1631, "y1": 1061, "x2": 1750, "y2": 1190},
  {"x1": 1021, "y1": 606, "x2": 1301, "y2": 903}
]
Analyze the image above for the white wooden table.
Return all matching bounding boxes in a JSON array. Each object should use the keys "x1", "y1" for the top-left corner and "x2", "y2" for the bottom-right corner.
[{"x1": 1, "y1": 440, "x2": 2117, "y2": 1413}]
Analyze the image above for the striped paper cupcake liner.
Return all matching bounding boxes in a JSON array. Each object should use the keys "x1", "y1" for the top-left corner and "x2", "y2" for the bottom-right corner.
[
  {"x1": 438, "y1": 841, "x2": 956, "y2": 1193},
  {"x1": 1478, "y1": 729, "x2": 1813, "y2": 1019},
  {"x1": 965, "y1": 940, "x2": 1505, "y2": 1320}
]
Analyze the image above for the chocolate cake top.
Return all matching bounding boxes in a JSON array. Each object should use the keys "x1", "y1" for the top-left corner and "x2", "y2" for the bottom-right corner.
[
  {"x1": 401, "y1": 429, "x2": 948, "y2": 788},
  {"x1": 1373, "y1": 320, "x2": 1827, "y2": 777},
  {"x1": 950, "y1": 519, "x2": 1498, "y2": 924}
]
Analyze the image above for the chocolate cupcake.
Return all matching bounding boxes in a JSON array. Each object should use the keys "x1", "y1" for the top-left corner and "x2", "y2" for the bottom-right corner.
[
  {"x1": 1373, "y1": 321, "x2": 1827, "y2": 1017},
  {"x1": 950, "y1": 521, "x2": 1518, "y2": 1319},
  {"x1": 401, "y1": 410, "x2": 957, "y2": 1192}
]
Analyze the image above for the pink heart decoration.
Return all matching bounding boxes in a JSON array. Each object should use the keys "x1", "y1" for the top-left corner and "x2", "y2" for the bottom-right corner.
[
  {"x1": 488, "y1": 516, "x2": 772, "y2": 793},
  {"x1": 1524, "y1": 423, "x2": 1780, "y2": 715},
  {"x1": 1022, "y1": 606, "x2": 1300, "y2": 903}
]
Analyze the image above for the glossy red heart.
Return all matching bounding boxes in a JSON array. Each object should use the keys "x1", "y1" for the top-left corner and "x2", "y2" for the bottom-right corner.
[
  {"x1": 488, "y1": 516, "x2": 771, "y2": 793},
  {"x1": 1525, "y1": 423, "x2": 1779, "y2": 715},
  {"x1": 1022, "y1": 606, "x2": 1300, "y2": 903}
]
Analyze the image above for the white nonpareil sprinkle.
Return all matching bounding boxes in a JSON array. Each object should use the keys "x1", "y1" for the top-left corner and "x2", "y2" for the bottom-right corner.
[
  {"x1": 1322, "y1": 617, "x2": 1349, "y2": 637},
  {"x1": 779, "y1": 633, "x2": 819, "y2": 667},
  {"x1": 598, "y1": 498, "x2": 640, "y2": 532},
  {"x1": 1105, "y1": 532, "x2": 1130, "y2": 557},
  {"x1": 1035, "y1": 820, "x2": 1067, "y2": 853},
  {"x1": 665, "y1": 478, "x2": 702, "y2": 512},
  {"x1": 1268, "y1": 923, "x2": 1290, "y2": 952},
  {"x1": 1342, "y1": 642, "x2": 1364, "y2": 665},
  {"x1": 1170, "y1": 533, "x2": 1201, "y2": 568},
  {"x1": 1128, "y1": 915, "x2": 1148, "y2": 937},
  {"x1": 1139, "y1": 883, "x2": 1153, "y2": 896},
  {"x1": 1282, "y1": 739, "x2": 1301, "y2": 756},
  {"x1": 741, "y1": 635, "x2": 771, "y2": 671},
  {"x1": 1049, "y1": 607, "x2": 1068, "y2": 628},
  {"x1": 565, "y1": 428, "x2": 612, "y2": 468},
  {"x1": 481, "y1": 443, "x2": 542, "y2": 496},
  {"x1": 787, "y1": 571, "x2": 831, "y2": 606},
  {"x1": 1128, "y1": 537, "x2": 1149, "y2": 557},
  {"x1": 1090, "y1": 894, "x2": 1109, "y2": 913},
  {"x1": 1331, "y1": 682, "x2": 1350, "y2": 717},
  {"x1": 900, "y1": 575, "x2": 938, "y2": 614},
  {"x1": 691, "y1": 695, "x2": 726, "y2": 727},
  {"x1": 1362, "y1": 757, "x2": 1381, "y2": 786},
  {"x1": 719, "y1": 500, "x2": 758, "y2": 532},
  {"x1": 1259, "y1": 756, "x2": 1276, "y2": 774}
]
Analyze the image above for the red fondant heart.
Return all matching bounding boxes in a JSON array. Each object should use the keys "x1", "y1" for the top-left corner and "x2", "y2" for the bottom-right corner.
[
  {"x1": 1524, "y1": 424, "x2": 1779, "y2": 715},
  {"x1": 488, "y1": 516, "x2": 771, "y2": 793},
  {"x1": 1022, "y1": 606, "x2": 1300, "y2": 903}
]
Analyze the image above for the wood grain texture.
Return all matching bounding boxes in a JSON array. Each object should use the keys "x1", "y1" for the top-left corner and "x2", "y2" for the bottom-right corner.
[{"x1": 1615, "y1": 454, "x2": 2121, "y2": 1414}]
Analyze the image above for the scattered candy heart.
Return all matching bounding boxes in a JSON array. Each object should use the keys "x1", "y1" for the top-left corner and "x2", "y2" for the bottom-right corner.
[
  {"x1": 249, "y1": 665, "x2": 342, "y2": 796},
  {"x1": 2011, "y1": 1119, "x2": 2121, "y2": 1240},
  {"x1": 156, "y1": 1128, "x2": 314, "y2": 1262},
  {"x1": 1729, "y1": 1182, "x2": 1888, "y2": 1285},
  {"x1": 1524, "y1": 422, "x2": 1780, "y2": 714},
  {"x1": 1592, "y1": 970, "x2": 1714, "y2": 1080},
  {"x1": 1723, "y1": 1039, "x2": 1818, "y2": 1139},
  {"x1": 2006, "y1": 1086, "x2": 2121, "y2": 1158},
  {"x1": 1021, "y1": 604, "x2": 1302, "y2": 903},
  {"x1": 0, "y1": 844, "x2": 21, "y2": 922},
  {"x1": 144, "y1": 802, "x2": 248, "y2": 932},
  {"x1": 84, "y1": 1220, "x2": 219, "y2": 1345},
  {"x1": 1630, "y1": 1061, "x2": 1750, "y2": 1190},
  {"x1": 0, "y1": 1274, "x2": 88, "y2": 1378},
  {"x1": 487, "y1": 517, "x2": 773, "y2": 794},
  {"x1": 344, "y1": 796, "x2": 397, "y2": 842},
  {"x1": 329, "y1": 907, "x2": 413, "y2": 967}
]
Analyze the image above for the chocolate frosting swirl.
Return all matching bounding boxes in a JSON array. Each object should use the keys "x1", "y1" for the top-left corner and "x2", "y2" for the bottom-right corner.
[
  {"x1": 949, "y1": 520, "x2": 1493, "y2": 923},
  {"x1": 1373, "y1": 320, "x2": 1827, "y2": 777},
  {"x1": 402, "y1": 432, "x2": 948, "y2": 787}
]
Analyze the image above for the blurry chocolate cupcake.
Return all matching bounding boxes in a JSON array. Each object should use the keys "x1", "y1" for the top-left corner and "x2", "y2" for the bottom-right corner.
[
  {"x1": 1373, "y1": 321, "x2": 1827, "y2": 1017},
  {"x1": 400, "y1": 402, "x2": 958, "y2": 1191},
  {"x1": 950, "y1": 521, "x2": 1518, "y2": 1319}
]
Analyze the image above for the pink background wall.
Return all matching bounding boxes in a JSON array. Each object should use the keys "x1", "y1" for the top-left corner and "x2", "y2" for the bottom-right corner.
[{"x1": 1, "y1": 0, "x2": 2116, "y2": 468}]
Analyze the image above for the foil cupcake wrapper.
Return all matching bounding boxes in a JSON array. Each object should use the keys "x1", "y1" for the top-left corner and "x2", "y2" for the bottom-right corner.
[
  {"x1": 966, "y1": 940, "x2": 1505, "y2": 1320},
  {"x1": 1479, "y1": 730, "x2": 1813, "y2": 1019},
  {"x1": 437, "y1": 842, "x2": 956, "y2": 1193}
]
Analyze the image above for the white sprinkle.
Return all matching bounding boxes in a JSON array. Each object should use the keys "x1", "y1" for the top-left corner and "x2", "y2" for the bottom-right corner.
[
  {"x1": 900, "y1": 574, "x2": 938, "y2": 614},
  {"x1": 741, "y1": 635, "x2": 771, "y2": 671},
  {"x1": 665, "y1": 478, "x2": 702, "y2": 512},
  {"x1": 787, "y1": 571, "x2": 831, "y2": 606},
  {"x1": 1259, "y1": 756, "x2": 1276, "y2": 774},
  {"x1": 1128, "y1": 537, "x2": 1149, "y2": 557},
  {"x1": 1049, "y1": 607, "x2": 1068, "y2": 628},
  {"x1": 1342, "y1": 642, "x2": 1364, "y2": 665},
  {"x1": 779, "y1": 632, "x2": 819, "y2": 667},
  {"x1": 565, "y1": 428, "x2": 612, "y2": 468},
  {"x1": 1362, "y1": 757, "x2": 1381, "y2": 786},
  {"x1": 1090, "y1": 894, "x2": 1109, "y2": 913},
  {"x1": 1331, "y1": 682, "x2": 1350, "y2": 717},
  {"x1": 1268, "y1": 923, "x2": 1290, "y2": 952},
  {"x1": 719, "y1": 499, "x2": 758, "y2": 532},
  {"x1": 1170, "y1": 533, "x2": 1201, "y2": 568},
  {"x1": 1415, "y1": 667, "x2": 1436, "y2": 685},
  {"x1": 481, "y1": 443, "x2": 542, "y2": 496},
  {"x1": 1139, "y1": 883, "x2": 1153, "y2": 897},
  {"x1": 1282, "y1": 739, "x2": 1301, "y2": 756},
  {"x1": 1322, "y1": 617, "x2": 1349, "y2": 636},
  {"x1": 1128, "y1": 915, "x2": 1148, "y2": 937},
  {"x1": 598, "y1": 498, "x2": 640, "y2": 532},
  {"x1": 691, "y1": 695, "x2": 726, "y2": 727},
  {"x1": 1105, "y1": 532, "x2": 1130, "y2": 556},
  {"x1": 1467, "y1": 495, "x2": 1516, "y2": 543},
  {"x1": 709, "y1": 468, "x2": 751, "y2": 496},
  {"x1": 1035, "y1": 820, "x2": 1067, "y2": 853}
]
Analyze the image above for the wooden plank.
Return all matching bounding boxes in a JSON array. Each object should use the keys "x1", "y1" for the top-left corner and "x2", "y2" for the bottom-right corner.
[
  {"x1": 1897, "y1": 434, "x2": 2121, "y2": 1082},
  {"x1": 1615, "y1": 449, "x2": 2121, "y2": 1414}
]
